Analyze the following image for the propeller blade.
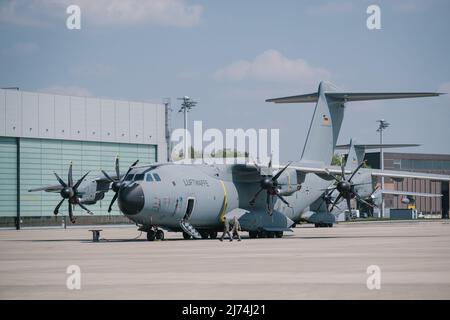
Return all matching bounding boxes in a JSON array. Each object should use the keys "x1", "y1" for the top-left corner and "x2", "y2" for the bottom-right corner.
[
  {"x1": 68, "y1": 202, "x2": 75, "y2": 223},
  {"x1": 73, "y1": 171, "x2": 91, "y2": 190},
  {"x1": 340, "y1": 156, "x2": 345, "y2": 177},
  {"x1": 54, "y1": 198, "x2": 65, "y2": 215},
  {"x1": 272, "y1": 162, "x2": 292, "y2": 181},
  {"x1": 330, "y1": 193, "x2": 343, "y2": 212},
  {"x1": 54, "y1": 172, "x2": 67, "y2": 188},
  {"x1": 346, "y1": 198, "x2": 352, "y2": 213},
  {"x1": 348, "y1": 160, "x2": 367, "y2": 182},
  {"x1": 369, "y1": 185, "x2": 381, "y2": 198},
  {"x1": 131, "y1": 159, "x2": 139, "y2": 167},
  {"x1": 324, "y1": 169, "x2": 340, "y2": 183},
  {"x1": 68, "y1": 162, "x2": 73, "y2": 187},
  {"x1": 115, "y1": 156, "x2": 120, "y2": 179},
  {"x1": 101, "y1": 170, "x2": 115, "y2": 182},
  {"x1": 77, "y1": 201, "x2": 94, "y2": 215},
  {"x1": 251, "y1": 157, "x2": 261, "y2": 172},
  {"x1": 122, "y1": 160, "x2": 139, "y2": 181},
  {"x1": 108, "y1": 192, "x2": 119, "y2": 213},
  {"x1": 355, "y1": 193, "x2": 377, "y2": 208},
  {"x1": 268, "y1": 153, "x2": 272, "y2": 169},
  {"x1": 276, "y1": 193, "x2": 290, "y2": 207},
  {"x1": 249, "y1": 187, "x2": 264, "y2": 206},
  {"x1": 266, "y1": 192, "x2": 272, "y2": 214}
]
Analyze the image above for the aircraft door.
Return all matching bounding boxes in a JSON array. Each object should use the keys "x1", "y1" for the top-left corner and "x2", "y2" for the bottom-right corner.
[{"x1": 184, "y1": 198, "x2": 195, "y2": 221}]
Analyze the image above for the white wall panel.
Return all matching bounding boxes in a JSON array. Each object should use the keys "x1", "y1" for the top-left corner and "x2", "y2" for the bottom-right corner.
[
  {"x1": 100, "y1": 99, "x2": 115, "y2": 142},
  {"x1": 70, "y1": 96, "x2": 86, "y2": 140},
  {"x1": 5, "y1": 90, "x2": 21, "y2": 136},
  {"x1": 143, "y1": 103, "x2": 158, "y2": 145},
  {"x1": 38, "y1": 93, "x2": 55, "y2": 137},
  {"x1": 54, "y1": 95, "x2": 71, "y2": 139},
  {"x1": 86, "y1": 97, "x2": 101, "y2": 141},
  {"x1": 115, "y1": 101, "x2": 130, "y2": 143},
  {"x1": 1, "y1": 89, "x2": 165, "y2": 160},
  {"x1": 129, "y1": 102, "x2": 144, "y2": 144},
  {"x1": 21, "y1": 92, "x2": 39, "y2": 138}
]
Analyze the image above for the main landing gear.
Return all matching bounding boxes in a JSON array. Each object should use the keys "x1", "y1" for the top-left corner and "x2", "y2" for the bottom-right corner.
[
  {"x1": 146, "y1": 228, "x2": 164, "y2": 241},
  {"x1": 315, "y1": 223, "x2": 333, "y2": 228},
  {"x1": 248, "y1": 231, "x2": 283, "y2": 239}
]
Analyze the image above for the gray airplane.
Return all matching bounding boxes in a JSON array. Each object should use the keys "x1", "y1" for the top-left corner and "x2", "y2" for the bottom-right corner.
[{"x1": 30, "y1": 81, "x2": 450, "y2": 241}]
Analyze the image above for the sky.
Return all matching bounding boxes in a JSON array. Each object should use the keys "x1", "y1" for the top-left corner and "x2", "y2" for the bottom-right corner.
[{"x1": 1, "y1": 0, "x2": 450, "y2": 162}]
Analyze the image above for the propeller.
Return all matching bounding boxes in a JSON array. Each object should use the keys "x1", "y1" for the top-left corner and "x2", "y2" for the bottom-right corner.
[
  {"x1": 53, "y1": 162, "x2": 92, "y2": 223},
  {"x1": 249, "y1": 156, "x2": 292, "y2": 215},
  {"x1": 102, "y1": 156, "x2": 139, "y2": 212},
  {"x1": 325, "y1": 159, "x2": 377, "y2": 213}
]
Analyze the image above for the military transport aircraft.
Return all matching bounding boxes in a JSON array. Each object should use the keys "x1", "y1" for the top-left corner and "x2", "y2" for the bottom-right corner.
[
  {"x1": 310, "y1": 139, "x2": 444, "y2": 224},
  {"x1": 29, "y1": 81, "x2": 450, "y2": 241}
]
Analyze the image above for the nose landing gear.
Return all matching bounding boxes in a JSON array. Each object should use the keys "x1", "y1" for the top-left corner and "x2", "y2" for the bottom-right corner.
[{"x1": 143, "y1": 226, "x2": 165, "y2": 241}]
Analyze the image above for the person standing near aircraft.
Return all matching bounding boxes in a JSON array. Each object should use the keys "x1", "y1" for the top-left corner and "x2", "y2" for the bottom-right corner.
[
  {"x1": 231, "y1": 216, "x2": 241, "y2": 241},
  {"x1": 220, "y1": 217, "x2": 232, "y2": 241}
]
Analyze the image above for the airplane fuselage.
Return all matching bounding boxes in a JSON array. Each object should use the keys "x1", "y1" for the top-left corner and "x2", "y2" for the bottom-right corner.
[{"x1": 117, "y1": 163, "x2": 333, "y2": 232}]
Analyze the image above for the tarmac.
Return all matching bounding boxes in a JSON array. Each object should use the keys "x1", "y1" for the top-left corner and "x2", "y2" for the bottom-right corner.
[{"x1": 1, "y1": 220, "x2": 450, "y2": 299}]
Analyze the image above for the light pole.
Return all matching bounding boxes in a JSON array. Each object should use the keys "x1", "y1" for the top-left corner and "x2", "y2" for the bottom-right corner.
[
  {"x1": 177, "y1": 96, "x2": 197, "y2": 160},
  {"x1": 377, "y1": 119, "x2": 390, "y2": 218}
]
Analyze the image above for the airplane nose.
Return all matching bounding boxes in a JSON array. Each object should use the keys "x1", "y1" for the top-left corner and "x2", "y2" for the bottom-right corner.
[{"x1": 118, "y1": 183, "x2": 144, "y2": 215}]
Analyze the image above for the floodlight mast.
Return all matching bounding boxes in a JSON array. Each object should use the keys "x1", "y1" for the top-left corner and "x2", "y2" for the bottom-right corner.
[
  {"x1": 177, "y1": 96, "x2": 198, "y2": 160},
  {"x1": 376, "y1": 119, "x2": 390, "y2": 218}
]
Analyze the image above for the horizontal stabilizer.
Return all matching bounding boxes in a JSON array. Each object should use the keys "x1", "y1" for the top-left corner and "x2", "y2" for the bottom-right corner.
[
  {"x1": 336, "y1": 143, "x2": 420, "y2": 150},
  {"x1": 266, "y1": 92, "x2": 443, "y2": 104}
]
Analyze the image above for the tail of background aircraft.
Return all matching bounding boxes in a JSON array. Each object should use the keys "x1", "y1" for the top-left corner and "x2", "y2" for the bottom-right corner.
[
  {"x1": 337, "y1": 139, "x2": 420, "y2": 171},
  {"x1": 266, "y1": 82, "x2": 442, "y2": 165}
]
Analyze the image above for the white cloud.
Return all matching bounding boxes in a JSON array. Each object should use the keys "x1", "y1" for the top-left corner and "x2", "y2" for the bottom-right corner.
[
  {"x1": 2, "y1": 42, "x2": 39, "y2": 55},
  {"x1": 214, "y1": 50, "x2": 331, "y2": 85},
  {"x1": 305, "y1": 2, "x2": 354, "y2": 16},
  {"x1": 0, "y1": 0, "x2": 203, "y2": 27},
  {"x1": 0, "y1": 1, "x2": 47, "y2": 27},
  {"x1": 41, "y1": 85, "x2": 92, "y2": 97}
]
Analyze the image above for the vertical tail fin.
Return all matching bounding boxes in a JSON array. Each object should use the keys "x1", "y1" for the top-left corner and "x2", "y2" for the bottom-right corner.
[{"x1": 266, "y1": 83, "x2": 441, "y2": 165}]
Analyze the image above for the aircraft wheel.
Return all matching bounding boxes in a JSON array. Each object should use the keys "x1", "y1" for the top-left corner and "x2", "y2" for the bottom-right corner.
[
  {"x1": 156, "y1": 229, "x2": 164, "y2": 240},
  {"x1": 209, "y1": 231, "x2": 218, "y2": 239},
  {"x1": 314, "y1": 223, "x2": 319, "y2": 228},
  {"x1": 275, "y1": 231, "x2": 283, "y2": 238},
  {"x1": 258, "y1": 231, "x2": 267, "y2": 238},
  {"x1": 327, "y1": 223, "x2": 333, "y2": 228},
  {"x1": 182, "y1": 231, "x2": 192, "y2": 240},
  {"x1": 199, "y1": 231, "x2": 209, "y2": 239},
  {"x1": 249, "y1": 231, "x2": 258, "y2": 239},
  {"x1": 267, "y1": 231, "x2": 275, "y2": 238},
  {"x1": 147, "y1": 230, "x2": 156, "y2": 241}
]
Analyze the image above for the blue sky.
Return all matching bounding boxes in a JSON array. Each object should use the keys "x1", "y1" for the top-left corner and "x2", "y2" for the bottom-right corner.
[{"x1": 1, "y1": 0, "x2": 449, "y2": 161}]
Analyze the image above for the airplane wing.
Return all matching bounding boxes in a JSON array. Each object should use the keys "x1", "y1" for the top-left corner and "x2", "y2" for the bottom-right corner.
[
  {"x1": 380, "y1": 190, "x2": 443, "y2": 197},
  {"x1": 28, "y1": 184, "x2": 64, "y2": 193},
  {"x1": 370, "y1": 169, "x2": 450, "y2": 182}
]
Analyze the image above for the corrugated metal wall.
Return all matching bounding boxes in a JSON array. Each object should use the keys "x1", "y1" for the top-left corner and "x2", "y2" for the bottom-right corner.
[
  {"x1": 0, "y1": 137, "x2": 17, "y2": 217},
  {"x1": 1, "y1": 137, "x2": 156, "y2": 218}
]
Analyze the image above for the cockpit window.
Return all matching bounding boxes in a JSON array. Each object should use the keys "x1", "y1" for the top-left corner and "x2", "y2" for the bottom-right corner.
[
  {"x1": 153, "y1": 173, "x2": 161, "y2": 181},
  {"x1": 134, "y1": 173, "x2": 145, "y2": 181},
  {"x1": 124, "y1": 174, "x2": 134, "y2": 181},
  {"x1": 146, "y1": 174, "x2": 154, "y2": 182}
]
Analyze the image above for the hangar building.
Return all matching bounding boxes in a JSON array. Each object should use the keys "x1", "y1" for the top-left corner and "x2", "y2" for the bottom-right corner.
[
  {"x1": 0, "y1": 88, "x2": 168, "y2": 228},
  {"x1": 365, "y1": 152, "x2": 450, "y2": 218}
]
